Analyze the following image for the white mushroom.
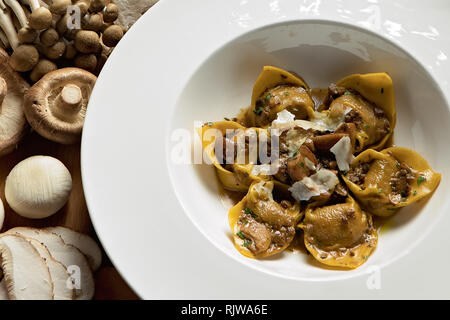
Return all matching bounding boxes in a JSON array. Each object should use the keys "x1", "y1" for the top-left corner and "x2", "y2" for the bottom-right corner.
[
  {"x1": 24, "y1": 68, "x2": 97, "y2": 144},
  {"x1": 0, "y1": 48, "x2": 29, "y2": 157},
  {"x1": 0, "y1": 233, "x2": 54, "y2": 300},
  {"x1": 27, "y1": 237, "x2": 75, "y2": 300},
  {"x1": 45, "y1": 226, "x2": 102, "y2": 271},
  {"x1": 6, "y1": 227, "x2": 94, "y2": 300},
  {"x1": 5, "y1": 156, "x2": 73, "y2": 219}
]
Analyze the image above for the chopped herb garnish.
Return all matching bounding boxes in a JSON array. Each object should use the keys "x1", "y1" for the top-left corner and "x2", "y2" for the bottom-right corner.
[
  {"x1": 400, "y1": 191, "x2": 407, "y2": 197},
  {"x1": 378, "y1": 189, "x2": 383, "y2": 194},
  {"x1": 284, "y1": 91, "x2": 290, "y2": 96},
  {"x1": 396, "y1": 163, "x2": 401, "y2": 169},
  {"x1": 344, "y1": 91, "x2": 352, "y2": 95},
  {"x1": 363, "y1": 256, "x2": 368, "y2": 260},
  {"x1": 253, "y1": 106, "x2": 264, "y2": 115},
  {"x1": 401, "y1": 197, "x2": 407, "y2": 202},
  {"x1": 244, "y1": 207, "x2": 257, "y2": 218},
  {"x1": 236, "y1": 232, "x2": 245, "y2": 239},
  {"x1": 243, "y1": 240, "x2": 251, "y2": 247},
  {"x1": 208, "y1": 121, "x2": 213, "y2": 126},
  {"x1": 417, "y1": 176, "x2": 426, "y2": 185},
  {"x1": 265, "y1": 93, "x2": 271, "y2": 101},
  {"x1": 342, "y1": 170, "x2": 348, "y2": 176},
  {"x1": 298, "y1": 161, "x2": 305, "y2": 168},
  {"x1": 413, "y1": 190, "x2": 417, "y2": 196},
  {"x1": 365, "y1": 124, "x2": 370, "y2": 129}
]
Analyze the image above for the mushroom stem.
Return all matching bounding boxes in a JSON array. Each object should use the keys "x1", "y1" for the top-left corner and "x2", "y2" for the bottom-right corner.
[
  {"x1": 53, "y1": 84, "x2": 83, "y2": 120},
  {"x1": 0, "y1": 2, "x2": 19, "y2": 49},
  {"x1": 4, "y1": 0, "x2": 28, "y2": 28}
]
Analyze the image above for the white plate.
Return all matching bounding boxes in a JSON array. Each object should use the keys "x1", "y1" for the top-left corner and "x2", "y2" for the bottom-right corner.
[{"x1": 82, "y1": 0, "x2": 450, "y2": 299}]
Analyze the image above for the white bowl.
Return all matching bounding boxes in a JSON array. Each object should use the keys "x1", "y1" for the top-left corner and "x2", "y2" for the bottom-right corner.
[
  {"x1": 168, "y1": 19, "x2": 449, "y2": 281},
  {"x1": 82, "y1": 0, "x2": 450, "y2": 299}
]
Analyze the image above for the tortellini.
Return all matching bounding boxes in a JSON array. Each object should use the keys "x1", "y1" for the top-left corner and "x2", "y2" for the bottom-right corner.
[
  {"x1": 200, "y1": 121, "x2": 273, "y2": 192},
  {"x1": 199, "y1": 66, "x2": 440, "y2": 269},
  {"x1": 238, "y1": 66, "x2": 315, "y2": 128},
  {"x1": 229, "y1": 181, "x2": 302, "y2": 258},
  {"x1": 343, "y1": 147, "x2": 441, "y2": 216},
  {"x1": 300, "y1": 196, "x2": 377, "y2": 268}
]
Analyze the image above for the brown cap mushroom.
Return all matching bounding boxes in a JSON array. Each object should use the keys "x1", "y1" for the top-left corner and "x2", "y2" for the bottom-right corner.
[
  {"x1": 102, "y1": 24, "x2": 123, "y2": 48},
  {"x1": 9, "y1": 44, "x2": 39, "y2": 71},
  {"x1": 0, "y1": 48, "x2": 29, "y2": 156},
  {"x1": 24, "y1": 67, "x2": 96, "y2": 144}
]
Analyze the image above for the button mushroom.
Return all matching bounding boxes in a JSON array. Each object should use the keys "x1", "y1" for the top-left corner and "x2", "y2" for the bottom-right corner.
[
  {"x1": 24, "y1": 67, "x2": 97, "y2": 144},
  {"x1": 0, "y1": 48, "x2": 29, "y2": 157},
  {"x1": 5, "y1": 155, "x2": 72, "y2": 219}
]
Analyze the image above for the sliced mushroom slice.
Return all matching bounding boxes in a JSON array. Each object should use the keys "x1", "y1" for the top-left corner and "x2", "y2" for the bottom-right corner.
[
  {"x1": 27, "y1": 238, "x2": 74, "y2": 300},
  {"x1": 6, "y1": 227, "x2": 94, "y2": 300},
  {"x1": 45, "y1": 226, "x2": 102, "y2": 272},
  {"x1": 24, "y1": 68, "x2": 97, "y2": 144},
  {"x1": 0, "y1": 48, "x2": 29, "y2": 156},
  {"x1": 0, "y1": 233, "x2": 54, "y2": 300}
]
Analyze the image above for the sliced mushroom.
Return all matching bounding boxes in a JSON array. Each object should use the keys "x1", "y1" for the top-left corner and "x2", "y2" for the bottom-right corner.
[
  {"x1": 24, "y1": 67, "x2": 97, "y2": 144},
  {"x1": 6, "y1": 227, "x2": 95, "y2": 300},
  {"x1": 0, "y1": 233, "x2": 54, "y2": 300},
  {"x1": 27, "y1": 237, "x2": 74, "y2": 300},
  {"x1": 0, "y1": 279, "x2": 8, "y2": 300},
  {"x1": 45, "y1": 226, "x2": 102, "y2": 272},
  {"x1": 0, "y1": 48, "x2": 29, "y2": 157}
]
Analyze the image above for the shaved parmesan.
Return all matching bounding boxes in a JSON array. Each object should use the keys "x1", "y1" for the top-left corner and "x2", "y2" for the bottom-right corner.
[
  {"x1": 272, "y1": 109, "x2": 295, "y2": 126},
  {"x1": 311, "y1": 107, "x2": 351, "y2": 132},
  {"x1": 330, "y1": 136, "x2": 355, "y2": 172},
  {"x1": 289, "y1": 169, "x2": 339, "y2": 201},
  {"x1": 251, "y1": 164, "x2": 273, "y2": 176}
]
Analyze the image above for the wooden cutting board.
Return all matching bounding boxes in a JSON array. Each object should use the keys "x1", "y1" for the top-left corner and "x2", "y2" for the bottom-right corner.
[{"x1": 0, "y1": 130, "x2": 92, "y2": 234}]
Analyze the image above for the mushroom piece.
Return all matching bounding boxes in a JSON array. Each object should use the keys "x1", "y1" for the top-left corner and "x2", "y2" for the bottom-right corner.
[
  {"x1": 45, "y1": 226, "x2": 102, "y2": 272},
  {"x1": 24, "y1": 67, "x2": 97, "y2": 144},
  {"x1": 27, "y1": 237, "x2": 75, "y2": 300},
  {"x1": 0, "y1": 234, "x2": 54, "y2": 300},
  {"x1": 0, "y1": 48, "x2": 29, "y2": 157},
  {"x1": 5, "y1": 155, "x2": 73, "y2": 219},
  {"x1": 6, "y1": 227, "x2": 95, "y2": 300}
]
